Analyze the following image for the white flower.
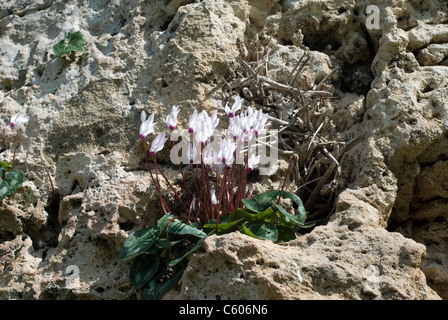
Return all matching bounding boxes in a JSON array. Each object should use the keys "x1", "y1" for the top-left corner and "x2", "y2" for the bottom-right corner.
[
  {"x1": 236, "y1": 113, "x2": 251, "y2": 133},
  {"x1": 220, "y1": 138, "x2": 236, "y2": 167},
  {"x1": 166, "y1": 105, "x2": 180, "y2": 131},
  {"x1": 194, "y1": 111, "x2": 215, "y2": 146},
  {"x1": 187, "y1": 143, "x2": 199, "y2": 164},
  {"x1": 194, "y1": 125, "x2": 209, "y2": 147},
  {"x1": 150, "y1": 132, "x2": 168, "y2": 155},
  {"x1": 210, "y1": 187, "x2": 218, "y2": 205},
  {"x1": 248, "y1": 154, "x2": 260, "y2": 171},
  {"x1": 203, "y1": 146, "x2": 216, "y2": 167},
  {"x1": 211, "y1": 110, "x2": 220, "y2": 129},
  {"x1": 10, "y1": 113, "x2": 29, "y2": 132},
  {"x1": 139, "y1": 111, "x2": 156, "y2": 139},
  {"x1": 224, "y1": 96, "x2": 243, "y2": 118},
  {"x1": 253, "y1": 109, "x2": 268, "y2": 136},
  {"x1": 188, "y1": 109, "x2": 199, "y2": 133}
]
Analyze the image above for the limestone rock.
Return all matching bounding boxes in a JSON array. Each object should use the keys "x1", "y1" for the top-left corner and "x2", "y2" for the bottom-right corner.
[
  {"x1": 176, "y1": 228, "x2": 439, "y2": 300},
  {"x1": 1, "y1": 0, "x2": 447, "y2": 300}
]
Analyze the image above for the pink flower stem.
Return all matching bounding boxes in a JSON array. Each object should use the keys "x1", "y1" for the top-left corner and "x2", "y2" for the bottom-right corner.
[
  {"x1": 172, "y1": 141, "x2": 192, "y2": 201},
  {"x1": 11, "y1": 132, "x2": 19, "y2": 169},
  {"x1": 142, "y1": 140, "x2": 169, "y2": 214},
  {"x1": 151, "y1": 154, "x2": 188, "y2": 214}
]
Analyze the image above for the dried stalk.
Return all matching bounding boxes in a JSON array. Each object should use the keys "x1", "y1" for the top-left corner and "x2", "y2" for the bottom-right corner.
[{"x1": 220, "y1": 42, "x2": 346, "y2": 227}]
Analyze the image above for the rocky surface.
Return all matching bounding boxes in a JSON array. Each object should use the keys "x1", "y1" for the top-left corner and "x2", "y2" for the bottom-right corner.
[{"x1": 0, "y1": 0, "x2": 447, "y2": 300}]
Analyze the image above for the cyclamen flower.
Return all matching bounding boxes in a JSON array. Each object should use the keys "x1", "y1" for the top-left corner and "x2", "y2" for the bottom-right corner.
[
  {"x1": 10, "y1": 114, "x2": 29, "y2": 132},
  {"x1": 150, "y1": 132, "x2": 168, "y2": 155},
  {"x1": 210, "y1": 187, "x2": 218, "y2": 205},
  {"x1": 253, "y1": 109, "x2": 268, "y2": 136},
  {"x1": 140, "y1": 111, "x2": 156, "y2": 139},
  {"x1": 187, "y1": 143, "x2": 199, "y2": 164},
  {"x1": 194, "y1": 111, "x2": 217, "y2": 146},
  {"x1": 220, "y1": 138, "x2": 236, "y2": 167},
  {"x1": 194, "y1": 125, "x2": 209, "y2": 147},
  {"x1": 210, "y1": 111, "x2": 220, "y2": 130},
  {"x1": 224, "y1": 96, "x2": 243, "y2": 118},
  {"x1": 166, "y1": 105, "x2": 180, "y2": 131},
  {"x1": 188, "y1": 109, "x2": 199, "y2": 133},
  {"x1": 248, "y1": 154, "x2": 260, "y2": 171},
  {"x1": 203, "y1": 146, "x2": 216, "y2": 168}
]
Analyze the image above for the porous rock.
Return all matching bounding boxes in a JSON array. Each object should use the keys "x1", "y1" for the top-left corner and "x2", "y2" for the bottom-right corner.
[{"x1": 0, "y1": 0, "x2": 447, "y2": 300}]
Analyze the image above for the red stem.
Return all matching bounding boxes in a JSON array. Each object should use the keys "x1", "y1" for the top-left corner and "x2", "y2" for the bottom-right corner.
[
  {"x1": 143, "y1": 140, "x2": 169, "y2": 214},
  {"x1": 151, "y1": 154, "x2": 188, "y2": 214},
  {"x1": 11, "y1": 132, "x2": 19, "y2": 169},
  {"x1": 172, "y1": 141, "x2": 192, "y2": 201}
]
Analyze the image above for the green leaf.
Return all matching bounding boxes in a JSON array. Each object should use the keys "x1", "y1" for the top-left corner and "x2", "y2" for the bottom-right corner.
[
  {"x1": 130, "y1": 253, "x2": 160, "y2": 289},
  {"x1": 157, "y1": 213, "x2": 205, "y2": 237},
  {"x1": 243, "y1": 190, "x2": 307, "y2": 223},
  {"x1": 157, "y1": 213, "x2": 176, "y2": 230},
  {"x1": 203, "y1": 218, "x2": 243, "y2": 233},
  {"x1": 0, "y1": 169, "x2": 24, "y2": 201},
  {"x1": 277, "y1": 190, "x2": 307, "y2": 220},
  {"x1": 0, "y1": 161, "x2": 12, "y2": 169},
  {"x1": 168, "y1": 236, "x2": 205, "y2": 267},
  {"x1": 241, "y1": 221, "x2": 278, "y2": 242},
  {"x1": 166, "y1": 219, "x2": 206, "y2": 238},
  {"x1": 141, "y1": 261, "x2": 187, "y2": 300},
  {"x1": 272, "y1": 203, "x2": 302, "y2": 226},
  {"x1": 255, "y1": 207, "x2": 275, "y2": 221},
  {"x1": 234, "y1": 208, "x2": 257, "y2": 221},
  {"x1": 53, "y1": 31, "x2": 86, "y2": 57},
  {"x1": 155, "y1": 235, "x2": 188, "y2": 249},
  {"x1": 242, "y1": 190, "x2": 280, "y2": 213},
  {"x1": 276, "y1": 225, "x2": 297, "y2": 242},
  {"x1": 120, "y1": 226, "x2": 160, "y2": 260}
]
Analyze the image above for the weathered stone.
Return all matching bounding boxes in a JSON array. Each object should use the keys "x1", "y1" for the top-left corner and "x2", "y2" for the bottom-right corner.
[
  {"x1": 175, "y1": 228, "x2": 439, "y2": 300},
  {"x1": 1, "y1": 0, "x2": 447, "y2": 300}
]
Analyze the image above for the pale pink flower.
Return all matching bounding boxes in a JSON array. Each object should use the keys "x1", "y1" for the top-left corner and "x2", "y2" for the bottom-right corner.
[
  {"x1": 188, "y1": 109, "x2": 199, "y2": 133},
  {"x1": 210, "y1": 187, "x2": 218, "y2": 205},
  {"x1": 150, "y1": 132, "x2": 168, "y2": 155},
  {"x1": 166, "y1": 105, "x2": 180, "y2": 131},
  {"x1": 139, "y1": 111, "x2": 156, "y2": 139},
  {"x1": 10, "y1": 113, "x2": 29, "y2": 132},
  {"x1": 248, "y1": 154, "x2": 260, "y2": 171},
  {"x1": 253, "y1": 109, "x2": 268, "y2": 136},
  {"x1": 220, "y1": 138, "x2": 236, "y2": 167},
  {"x1": 187, "y1": 142, "x2": 199, "y2": 164},
  {"x1": 225, "y1": 96, "x2": 243, "y2": 118}
]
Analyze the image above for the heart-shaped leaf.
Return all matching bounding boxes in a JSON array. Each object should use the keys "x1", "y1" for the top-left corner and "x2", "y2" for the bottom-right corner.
[
  {"x1": 168, "y1": 236, "x2": 206, "y2": 267},
  {"x1": 158, "y1": 214, "x2": 206, "y2": 238},
  {"x1": 130, "y1": 253, "x2": 160, "y2": 289},
  {"x1": 53, "y1": 31, "x2": 86, "y2": 57},
  {"x1": 272, "y1": 203, "x2": 302, "y2": 226},
  {"x1": 141, "y1": 260, "x2": 187, "y2": 300},
  {"x1": 0, "y1": 168, "x2": 24, "y2": 201},
  {"x1": 120, "y1": 226, "x2": 160, "y2": 260},
  {"x1": 276, "y1": 225, "x2": 297, "y2": 242},
  {"x1": 203, "y1": 218, "x2": 243, "y2": 233},
  {"x1": 242, "y1": 190, "x2": 306, "y2": 223},
  {"x1": 241, "y1": 221, "x2": 278, "y2": 242}
]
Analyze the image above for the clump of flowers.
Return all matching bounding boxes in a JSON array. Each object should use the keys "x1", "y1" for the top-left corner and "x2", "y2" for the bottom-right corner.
[
  {"x1": 138, "y1": 98, "x2": 269, "y2": 228},
  {"x1": 121, "y1": 99, "x2": 309, "y2": 300}
]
